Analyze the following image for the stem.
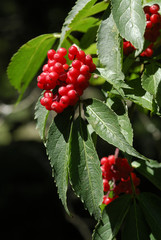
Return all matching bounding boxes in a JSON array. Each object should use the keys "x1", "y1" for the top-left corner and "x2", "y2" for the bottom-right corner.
[{"x1": 114, "y1": 148, "x2": 119, "y2": 159}]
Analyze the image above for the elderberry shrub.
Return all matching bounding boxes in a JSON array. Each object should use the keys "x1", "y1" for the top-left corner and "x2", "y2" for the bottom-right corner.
[
  {"x1": 37, "y1": 45, "x2": 96, "y2": 113},
  {"x1": 100, "y1": 154, "x2": 140, "y2": 205},
  {"x1": 123, "y1": 4, "x2": 161, "y2": 57}
]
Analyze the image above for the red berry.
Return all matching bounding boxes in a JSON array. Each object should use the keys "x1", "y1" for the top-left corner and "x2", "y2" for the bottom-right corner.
[
  {"x1": 37, "y1": 82, "x2": 44, "y2": 89},
  {"x1": 103, "y1": 179, "x2": 110, "y2": 192},
  {"x1": 146, "y1": 20, "x2": 153, "y2": 28},
  {"x1": 68, "y1": 53, "x2": 75, "y2": 60},
  {"x1": 77, "y1": 74, "x2": 86, "y2": 85},
  {"x1": 150, "y1": 13, "x2": 160, "y2": 24},
  {"x1": 101, "y1": 157, "x2": 108, "y2": 165},
  {"x1": 59, "y1": 72, "x2": 67, "y2": 82},
  {"x1": 60, "y1": 95, "x2": 70, "y2": 108},
  {"x1": 63, "y1": 63, "x2": 69, "y2": 71},
  {"x1": 143, "y1": 6, "x2": 150, "y2": 14},
  {"x1": 66, "y1": 84, "x2": 74, "y2": 91},
  {"x1": 72, "y1": 60, "x2": 82, "y2": 70},
  {"x1": 57, "y1": 47, "x2": 67, "y2": 56},
  {"x1": 44, "y1": 90, "x2": 54, "y2": 98},
  {"x1": 145, "y1": 13, "x2": 150, "y2": 21},
  {"x1": 76, "y1": 50, "x2": 85, "y2": 61},
  {"x1": 80, "y1": 65, "x2": 90, "y2": 75},
  {"x1": 47, "y1": 49, "x2": 56, "y2": 60},
  {"x1": 48, "y1": 59, "x2": 56, "y2": 67},
  {"x1": 89, "y1": 62, "x2": 96, "y2": 72},
  {"x1": 85, "y1": 54, "x2": 93, "y2": 65},
  {"x1": 145, "y1": 47, "x2": 153, "y2": 57},
  {"x1": 40, "y1": 97, "x2": 52, "y2": 106},
  {"x1": 150, "y1": 4, "x2": 160, "y2": 14},
  {"x1": 68, "y1": 89, "x2": 78, "y2": 100},
  {"x1": 69, "y1": 67, "x2": 80, "y2": 78},
  {"x1": 68, "y1": 45, "x2": 78, "y2": 55},
  {"x1": 107, "y1": 155, "x2": 115, "y2": 165},
  {"x1": 58, "y1": 86, "x2": 68, "y2": 96},
  {"x1": 51, "y1": 102, "x2": 63, "y2": 113},
  {"x1": 53, "y1": 62, "x2": 64, "y2": 73},
  {"x1": 42, "y1": 64, "x2": 49, "y2": 72},
  {"x1": 49, "y1": 71, "x2": 59, "y2": 82}
]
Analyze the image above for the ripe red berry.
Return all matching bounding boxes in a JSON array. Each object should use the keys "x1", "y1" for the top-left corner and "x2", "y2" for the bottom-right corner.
[
  {"x1": 51, "y1": 102, "x2": 63, "y2": 113},
  {"x1": 146, "y1": 20, "x2": 153, "y2": 28},
  {"x1": 72, "y1": 60, "x2": 82, "y2": 70},
  {"x1": 68, "y1": 53, "x2": 75, "y2": 60},
  {"x1": 48, "y1": 59, "x2": 56, "y2": 67},
  {"x1": 145, "y1": 47, "x2": 153, "y2": 57},
  {"x1": 57, "y1": 47, "x2": 67, "y2": 56},
  {"x1": 66, "y1": 84, "x2": 74, "y2": 91},
  {"x1": 44, "y1": 90, "x2": 54, "y2": 98},
  {"x1": 42, "y1": 64, "x2": 49, "y2": 72},
  {"x1": 77, "y1": 74, "x2": 86, "y2": 85},
  {"x1": 60, "y1": 95, "x2": 70, "y2": 108},
  {"x1": 68, "y1": 45, "x2": 78, "y2": 55},
  {"x1": 150, "y1": 4, "x2": 160, "y2": 14},
  {"x1": 80, "y1": 65, "x2": 90, "y2": 75},
  {"x1": 143, "y1": 5, "x2": 150, "y2": 14},
  {"x1": 76, "y1": 50, "x2": 85, "y2": 61},
  {"x1": 68, "y1": 89, "x2": 78, "y2": 100},
  {"x1": 63, "y1": 63, "x2": 69, "y2": 71},
  {"x1": 103, "y1": 179, "x2": 110, "y2": 192},
  {"x1": 150, "y1": 13, "x2": 160, "y2": 24},
  {"x1": 49, "y1": 71, "x2": 59, "y2": 82},
  {"x1": 58, "y1": 86, "x2": 68, "y2": 96},
  {"x1": 47, "y1": 49, "x2": 56, "y2": 60},
  {"x1": 53, "y1": 62, "x2": 64, "y2": 73},
  {"x1": 101, "y1": 157, "x2": 108, "y2": 165}
]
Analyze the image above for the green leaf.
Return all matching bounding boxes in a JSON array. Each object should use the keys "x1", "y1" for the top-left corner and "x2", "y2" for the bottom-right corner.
[
  {"x1": 111, "y1": 0, "x2": 146, "y2": 54},
  {"x1": 122, "y1": 200, "x2": 150, "y2": 240},
  {"x1": 84, "y1": 98, "x2": 150, "y2": 161},
  {"x1": 138, "y1": 192, "x2": 161, "y2": 240},
  {"x1": 97, "y1": 12, "x2": 124, "y2": 81},
  {"x1": 85, "y1": 1, "x2": 109, "y2": 17},
  {"x1": 141, "y1": 63, "x2": 161, "y2": 107},
  {"x1": 69, "y1": 117, "x2": 103, "y2": 220},
  {"x1": 59, "y1": 0, "x2": 98, "y2": 47},
  {"x1": 135, "y1": 158, "x2": 161, "y2": 191},
  {"x1": 106, "y1": 96, "x2": 133, "y2": 145},
  {"x1": 92, "y1": 194, "x2": 131, "y2": 240},
  {"x1": 7, "y1": 34, "x2": 57, "y2": 100},
  {"x1": 124, "y1": 78, "x2": 156, "y2": 112},
  {"x1": 34, "y1": 96, "x2": 49, "y2": 141},
  {"x1": 46, "y1": 109, "x2": 73, "y2": 214}
]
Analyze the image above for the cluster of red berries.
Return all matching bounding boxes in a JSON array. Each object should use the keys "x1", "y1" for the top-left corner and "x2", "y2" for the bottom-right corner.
[
  {"x1": 100, "y1": 154, "x2": 140, "y2": 205},
  {"x1": 37, "y1": 45, "x2": 96, "y2": 113},
  {"x1": 123, "y1": 4, "x2": 161, "y2": 57}
]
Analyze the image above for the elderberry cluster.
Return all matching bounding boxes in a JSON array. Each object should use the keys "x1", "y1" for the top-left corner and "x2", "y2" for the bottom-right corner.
[
  {"x1": 100, "y1": 155, "x2": 140, "y2": 205},
  {"x1": 37, "y1": 45, "x2": 96, "y2": 113},
  {"x1": 123, "y1": 4, "x2": 161, "y2": 57}
]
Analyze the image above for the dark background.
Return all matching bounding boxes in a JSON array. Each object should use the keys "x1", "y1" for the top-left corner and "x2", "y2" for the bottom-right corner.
[
  {"x1": 0, "y1": 0, "x2": 95, "y2": 239},
  {"x1": 1, "y1": 0, "x2": 161, "y2": 239}
]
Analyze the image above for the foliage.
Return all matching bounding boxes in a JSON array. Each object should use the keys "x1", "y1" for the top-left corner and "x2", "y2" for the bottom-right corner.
[{"x1": 7, "y1": 0, "x2": 161, "y2": 239}]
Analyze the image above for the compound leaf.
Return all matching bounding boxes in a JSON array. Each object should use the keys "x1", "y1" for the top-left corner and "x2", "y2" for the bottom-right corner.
[
  {"x1": 7, "y1": 34, "x2": 57, "y2": 100},
  {"x1": 34, "y1": 95, "x2": 49, "y2": 141},
  {"x1": 122, "y1": 200, "x2": 150, "y2": 240},
  {"x1": 59, "y1": 0, "x2": 97, "y2": 46},
  {"x1": 84, "y1": 98, "x2": 153, "y2": 161},
  {"x1": 69, "y1": 117, "x2": 103, "y2": 220},
  {"x1": 93, "y1": 194, "x2": 131, "y2": 240},
  {"x1": 46, "y1": 109, "x2": 73, "y2": 215},
  {"x1": 138, "y1": 192, "x2": 161, "y2": 240},
  {"x1": 111, "y1": 0, "x2": 146, "y2": 54},
  {"x1": 97, "y1": 12, "x2": 124, "y2": 81}
]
